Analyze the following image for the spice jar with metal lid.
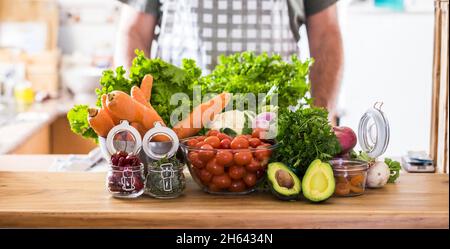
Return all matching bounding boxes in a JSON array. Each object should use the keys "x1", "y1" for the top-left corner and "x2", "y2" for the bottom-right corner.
[
  {"x1": 146, "y1": 157, "x2": 186, "y2": 199},
  {"x1": 104, "y1": 120, "x2": 145, "y2": 198},
  {"x1": 142, "y1": 122, "x2": 186, "y2": 199}
]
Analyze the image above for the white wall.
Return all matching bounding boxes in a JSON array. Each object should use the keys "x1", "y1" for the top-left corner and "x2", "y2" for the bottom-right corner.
[
  {"x1": 336, "y1": 3, "x2": 434, "y2": 157},
  {"x1": 57, "y1": 0, "x2": 120, "y2": 58}
]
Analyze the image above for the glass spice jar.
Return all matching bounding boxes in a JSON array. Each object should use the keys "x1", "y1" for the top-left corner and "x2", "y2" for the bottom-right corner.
[
  {"x1": 330, "y1": 159, "x2": 368, "y2": 197},
  {"x1": 107, "y1": 164, "x2": 145, "y2": 198},
  {"x1": 145, "y1": 157, "x2": 186, "y2": 199}
]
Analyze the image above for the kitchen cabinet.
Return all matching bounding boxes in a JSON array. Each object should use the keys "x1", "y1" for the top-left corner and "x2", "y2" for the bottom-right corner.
[
  {"x1": 10, "y1": 125, "x2": 50, "y2": 154},
  {"x1": 50, "y1": 115, "x2": 97, "y2": 154},
  {"x1": 4, "y1": 114, "x2": 96, "y2": 155},
  {"x1": 0, "y1": 99, "x2": 96, "y2": 155},
  {"x1": 0, "y1": 155, "x2": 448, "y2": 228}
]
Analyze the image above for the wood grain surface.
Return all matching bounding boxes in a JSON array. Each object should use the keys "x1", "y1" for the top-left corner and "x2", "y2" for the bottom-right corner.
[{"x1": 0, "y1": 171, "x2": 448, "y2": 228}]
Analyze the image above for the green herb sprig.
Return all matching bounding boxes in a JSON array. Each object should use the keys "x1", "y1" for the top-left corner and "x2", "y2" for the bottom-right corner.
[{"x1": 275, "y1": 107, "x2": 341, "y2": 176}]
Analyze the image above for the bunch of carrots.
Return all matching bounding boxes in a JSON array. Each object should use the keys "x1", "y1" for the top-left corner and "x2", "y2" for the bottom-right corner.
[{"x1": 87, "y1": 74, "x2": 231, "y2": 140}]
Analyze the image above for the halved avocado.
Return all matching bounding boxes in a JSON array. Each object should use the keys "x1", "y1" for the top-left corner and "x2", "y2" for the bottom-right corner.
[
  {"x1": 302, "y1": 159, "x2": 335, "y2": 202},
  {"x1": 267, "y1": 162, "x2": 301, "y2": 201}
]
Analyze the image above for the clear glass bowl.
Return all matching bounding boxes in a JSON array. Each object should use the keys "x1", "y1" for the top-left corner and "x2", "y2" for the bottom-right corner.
[
  {"x1": 180, "y1": 136, "x2": 278, "y2": 195},
  {"x1": 106, "y1": 164, "x2": 145, "y2": 198},
  {"x1": 329, "y1": 159, "x2": 368, "y2": 197}
]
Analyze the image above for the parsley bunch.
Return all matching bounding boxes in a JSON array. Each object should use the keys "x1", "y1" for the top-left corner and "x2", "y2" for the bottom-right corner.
[
  {"x1": 275, "y1": 107, "x2": 341, "y2": 176},
  {"x1": 385, "y1": 158, "x2": 401, "y2": 183}
]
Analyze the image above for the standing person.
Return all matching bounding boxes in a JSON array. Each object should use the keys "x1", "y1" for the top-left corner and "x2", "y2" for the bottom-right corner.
[{"x1": 114, "y1": 0, "x2": 343, "y2": 117}]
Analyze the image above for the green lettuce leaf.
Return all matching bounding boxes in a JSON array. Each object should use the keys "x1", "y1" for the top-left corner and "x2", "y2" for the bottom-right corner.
[
  {"x1": 67, "y1": 105, "x2": 97, "y2": 141},
  {"x1": 201, "y1": 52, "x2": 312, "y2": 109}
]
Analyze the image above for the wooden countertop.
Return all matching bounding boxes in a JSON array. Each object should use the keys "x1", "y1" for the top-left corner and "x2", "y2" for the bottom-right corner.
[{"x1": 0, "y1": 168, "x2": 448, "y2": 228}]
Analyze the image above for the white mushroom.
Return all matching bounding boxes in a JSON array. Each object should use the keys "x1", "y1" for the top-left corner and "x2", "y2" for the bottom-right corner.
[{"x1": 366, "y1": 161, "x2": 390, "y2": 188}]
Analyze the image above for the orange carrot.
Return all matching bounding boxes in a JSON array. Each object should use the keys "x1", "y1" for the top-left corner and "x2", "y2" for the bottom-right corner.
[
  {"x1": 173, "y1": 92, "x2": 231, "y2": 139},
  {"x1": 130, "y1": 86, "x2": 151, "y2": 108},
  {"x1": 106, "y1": 90, "x2": 165, "y2": 131},
  {"x1": 88, "y1": 107, "x2": 115, "y2": 137},
  {"x1": 140, "y1": 74, "x2": 153, "y2": 101},
  {"x1": 101, "y1": 94, "x2": 120, "y2": 124},
  {"x1": 131, "y1": 121, "x2": 147, "y2": 137}
]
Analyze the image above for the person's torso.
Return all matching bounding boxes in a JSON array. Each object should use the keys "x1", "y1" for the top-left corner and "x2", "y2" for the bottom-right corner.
[{"x1": 155, "y1": 0, "x2": 300, "y2": 72}]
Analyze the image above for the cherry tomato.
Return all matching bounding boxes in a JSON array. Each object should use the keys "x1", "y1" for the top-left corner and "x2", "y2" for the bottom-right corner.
[
  {"x1": 199, "y1": 169, "x2": 213, "y2": 183},
  {"x1": 192, "y1": 159, "x2": 206, "y2": 169},
  {"x1": 248, "y1": 137, "x2": 262, "y2": 148},
  {"x1": 215, "y1": 150, "x2": 233, "y2": 166},
  {"x1": 234, "y1": 151, "x2": 253, "y2": 166},
  {"x1": 195, "y1": 141, "x2": 206, "y2": 148},
  {"x1": 230, "y1": 137, "x2": 249, "y2": 150},
  {"x1": 229, "y1": 180, "x2": 246, "y2": 192},
  {"x1": 206, "y1": 158, "x2": 224, "y2": 175},
  {"x1": 252, "y1": 128, "x2": 265, "y2": 139},
  {"x1": 235, "y1": 134, "x2": 251, "y2": 140},
  {"x1": 243, "y1": 173, "x2": 257, "y2": 187},
  {"x1": 188, "y1": 151, "x2": 198, "y2": 162},
  {"x1": 206, "y1": 130, "x2": 220, "y2": 137},
  {"x1": 212, "y1": 174, "x2": 232, "y2": 189},
  {"x1": 189, "y1": 152, "x2": 206, "y2": 169},
  {"x1": 254, "y1": 145, "x2": 272, "y2": 161},
  {"x1": 204, "y1": 136, "x2": 220, "y2": 148},
  {"x1": 245, "y1": 159, "x2": 261, "y2": 172},
  {"x1": 186, "y1": 138, "x2": 199, "y2": 147},
  {"x1": 255, "y1": 170, "x2": 265, "y2": 179},
  {"x1": 220, "y1": 139, "x2": 231, "y2": 149},
  {"x1": 196, "y1": 136, "x2": 206, "y2": 142},
  {"x1": 228, "y1": 165, "x2": 246, "y2": 180},
  {"x1": 198, "y1": 144, "x2": 215, "y2": 162},
  {"x1": 208, "y1": 182, "x2": 223, "y2": 192},
  {"x1": 217, "y1": 133, "x2": 231, "y2": 141}
]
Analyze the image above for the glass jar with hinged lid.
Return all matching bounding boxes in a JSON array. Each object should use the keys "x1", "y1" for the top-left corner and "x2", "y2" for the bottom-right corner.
[
  {"x1": 102, "y1": 120, "x2": 185, "y2": 199},
  {"x1": 331, "y1": 102, "x2": 390, "y2": 197},
  {"x1": 142, "y1": 122, "x2": 186, "y2": 199},
  {"x1": 145, "y1": 157, "x2": 186, "y2": 199},
  {"x1": 104, "y1": 120, "x2": 145, "y2": 198}
]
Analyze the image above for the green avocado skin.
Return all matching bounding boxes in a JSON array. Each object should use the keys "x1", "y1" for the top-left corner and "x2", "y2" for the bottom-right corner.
[
  {"x1": 301, "y1": 159, "x2": 335, "y2": 202},
  {"x1": 267, "y1": 162, "x2": 301, "y2": 201},
  {"x1": 269, "y1": 186, "x2": 299, "y2": 201}
]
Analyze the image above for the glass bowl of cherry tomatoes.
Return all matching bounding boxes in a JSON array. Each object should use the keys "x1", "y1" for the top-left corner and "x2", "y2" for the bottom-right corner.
[{"x1": 180, "y1": 129, "x2": 278, "y2": 194}]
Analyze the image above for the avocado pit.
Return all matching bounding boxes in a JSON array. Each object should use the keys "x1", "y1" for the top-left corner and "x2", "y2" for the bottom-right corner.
[{"x1": 275, "y1": 169, "x2": 294, "y2": 189}]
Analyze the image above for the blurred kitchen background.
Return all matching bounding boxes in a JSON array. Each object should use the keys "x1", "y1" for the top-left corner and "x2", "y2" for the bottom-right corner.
[{"x1": 0, "y1": 0, "x2": 443, "y2": 165}]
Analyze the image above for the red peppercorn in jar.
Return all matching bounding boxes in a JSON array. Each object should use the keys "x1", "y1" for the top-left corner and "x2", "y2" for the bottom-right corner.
[{"x1": 107, "y1": 164, "x2": 145, "y2": 198}]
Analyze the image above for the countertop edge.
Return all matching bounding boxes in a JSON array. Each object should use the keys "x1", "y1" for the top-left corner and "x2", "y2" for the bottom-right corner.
[{"x1": 0, "y1": 211, "x2": 447, "y2": 229}]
